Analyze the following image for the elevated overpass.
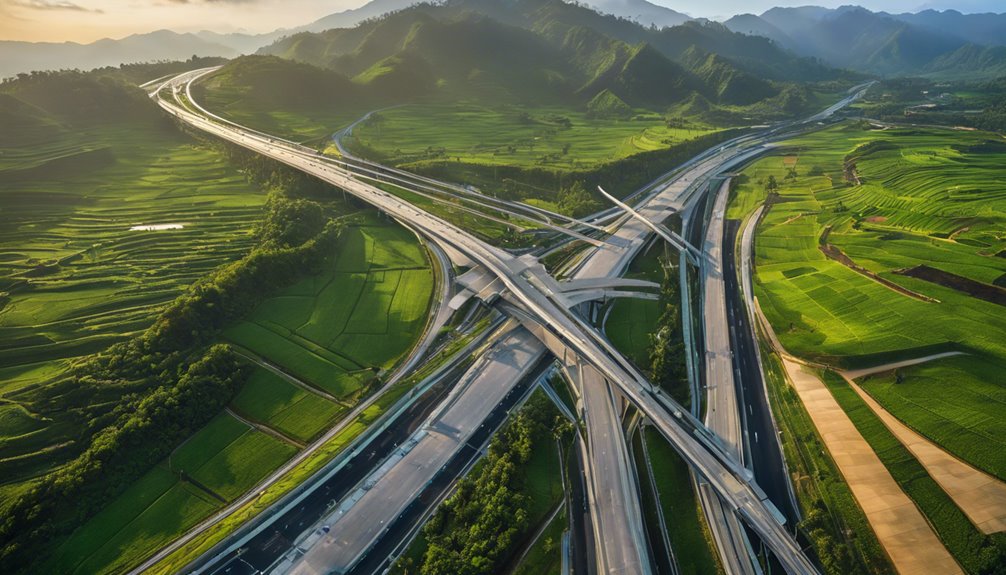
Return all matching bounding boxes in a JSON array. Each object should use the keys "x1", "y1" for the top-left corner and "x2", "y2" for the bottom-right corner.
[{"x1": 146, "y1": 68, "x2": 871, "y2": 575}]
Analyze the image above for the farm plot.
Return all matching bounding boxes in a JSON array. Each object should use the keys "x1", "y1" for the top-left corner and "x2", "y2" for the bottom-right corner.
[
  {"x1": 230, "y1": 368, "x2": 345, "y2": 443},
  {"x1": 46, "y1": 411, "x2": 296, "y2": 575},
  {"x1": 735, "y1": 122, "x2": 1006, "y2": 495},
  {"x1": 823, "y1": 372, "x2": 1006, "y2": 575},
  {"x1": 348, "y1": 103, "x2": 721, "y2": 172},
  {"x1": 748, "y1": 124, "x2": 1006, "y2": 365},
  {"x1": 858, "y1": 355, "x2": 1006, "y2": 481},
  {"x1": 223, "y1": 221, "x2": 433, "y2": 400}
]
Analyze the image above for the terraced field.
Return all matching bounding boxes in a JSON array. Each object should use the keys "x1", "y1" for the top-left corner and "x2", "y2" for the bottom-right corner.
[
  {"x1": 0, "y1": 125, "x2": 263, "y2": 381},
  {"x1": 0, "y1": 123, "x2": 265, "y2": 486},
  {"x1": 748, "y1": 125, "x2": 1006, "y2": 363},
  {"x1": 735, "y1": 122, "x2": 1006, "y2": 508},
  {"x1": 347, "y1": 103, "x2": 720, "y2": 171},
  {"x1": 222, "y1": 218, "x2": 434, "y2": 401}
]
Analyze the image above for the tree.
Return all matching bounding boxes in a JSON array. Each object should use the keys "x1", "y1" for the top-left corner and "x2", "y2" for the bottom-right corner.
[
  {"x1": 766, "y1": 174, "x2": 779, "y2": 192},
  {"x1": 557, "y1": 181, "x2": 600, "y2": 218}
]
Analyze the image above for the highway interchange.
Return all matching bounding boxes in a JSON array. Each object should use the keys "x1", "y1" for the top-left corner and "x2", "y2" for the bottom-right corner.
[{"x1": 148, "y1": 70, "x2": 870, "y2": 575}]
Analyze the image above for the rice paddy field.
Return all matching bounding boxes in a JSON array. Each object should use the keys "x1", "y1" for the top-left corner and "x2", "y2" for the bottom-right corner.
[
  {"x1": 0, "y1": 123, "x2": 265, "y2": 488},
  {"x1": 733, "y1": 121, "x2": 1006, "y2": 502},
  {"x1": 745, "y1": 124, "x2": 1006, "y2": 360},
  {"x1": 229, "y1": 368, "x2": 346, "y2": 443},
  {"x1": 347, "y1": 103, "x2": 721, "y2": 171},
  {"x1": 857, "y1": 355, "x2": 1006, "y2": 480},
  {"x1": 44, "y1": 412, "x2": 297, "y2": 575},
  {"x1": 222, "y1": 218, "x2": 434, "y2": 401}
]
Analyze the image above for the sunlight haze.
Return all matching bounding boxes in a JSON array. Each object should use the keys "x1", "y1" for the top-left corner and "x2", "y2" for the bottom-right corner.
[{"x1": 1, "y1": 0, "x2": 999, "y2": 43}]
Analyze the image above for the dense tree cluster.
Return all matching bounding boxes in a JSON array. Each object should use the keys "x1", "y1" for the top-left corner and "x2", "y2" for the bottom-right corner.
[
  {"x1": 800, "y1": 500, "x2": 866, "y2": 575},
  {"x1": 557, "y1": 180, "x2": 601, "y2": 218},
  {"x1": 0, "y1": 69, "x2": 165, "y2": 126},
  {"x1": 648, "y1": 254, "x2": 689, "y2": 406},
  {"x1": 0, "y1": 346, "x2": 247, "y2": 568},
  {"x1": 256, "y1": 192, "x2": 328, "y2": 248},
  {"x1": 413, "y1": 394, "x2": 570, "y2": 575}
]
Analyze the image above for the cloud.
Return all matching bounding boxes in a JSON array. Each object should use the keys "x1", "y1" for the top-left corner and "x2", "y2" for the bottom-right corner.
[{"x1": 7, "y1": 0, "x2": 103, "y2": 12}]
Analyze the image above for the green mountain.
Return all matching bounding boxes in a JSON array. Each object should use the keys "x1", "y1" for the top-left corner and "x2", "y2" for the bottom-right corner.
[
  {"x1": 577, "y1": 43, "x2": 703, "y2": 108},
  {"x1": 198, "y1": 54, "x2": 363, "y2": 109},
  {"x1": 739, "y1": 6, "x2": 1006, "y2": 78},
  {"x1": 681, "y1": 47, "x2": 777, "y2": 106},
  {"x1": 924, "y1": 44, "x2": 1006, "y2": 80},
  {"x1": 0, "y1": 93, "x2": 65, "y2": 147},
  {"x1": 0, "y1": 71, "x2": 162, "y2": 127},
  {"x1": 255, "y1": 0, "x2": 839, "y2": 115}
]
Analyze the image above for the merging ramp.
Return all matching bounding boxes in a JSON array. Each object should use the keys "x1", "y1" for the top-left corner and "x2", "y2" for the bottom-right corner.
[
  {"x1": 287, "y1": 326, "x2": 546, "y2": 575},
  {"x1": 152, "y1": 70, "x2": 838, "y2": 575}
]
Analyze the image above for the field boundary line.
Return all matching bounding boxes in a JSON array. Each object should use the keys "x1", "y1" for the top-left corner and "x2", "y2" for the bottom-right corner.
[
  {"x1": 776, "y1": 353, "x2": 961, "y2": 574},
  {"x1": 225, "y1": 407, "x2": 306, "y2": 450},
  {"x1": 841, "y1": 374, "x2": 1006, "y2": 534},
  {"x1": 229, "y1": 346, "x2": 345, "y2": 405},
  {"x1": 842, "y1": 351, "x2": 964, "y2": 380},
  {"x1": 745, "y1": 209, "x2": 961, "y2": 573}
]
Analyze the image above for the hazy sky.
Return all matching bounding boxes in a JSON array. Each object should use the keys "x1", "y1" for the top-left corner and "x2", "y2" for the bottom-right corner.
[{"x1": 0, "y1": 0, "x2": 999, "y2": 43}]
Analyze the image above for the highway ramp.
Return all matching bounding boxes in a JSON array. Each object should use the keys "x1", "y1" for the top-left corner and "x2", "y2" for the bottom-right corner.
[{"x1": 287, "y1": 326, "x2": 546, "y2": 575}]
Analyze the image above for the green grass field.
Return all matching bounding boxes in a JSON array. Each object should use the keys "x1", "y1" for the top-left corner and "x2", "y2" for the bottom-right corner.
[
  {"x1": 171, "y1": 412, "x2": 298, "y2": 501},
  {"x1": 223, "y1": 219, "x2": 433, "y2": 400},
  {"x1": 512, "y1": 508, "x2": 565, "y2": 575},
  {"x1": 46, "y1": 412, "x2": 296, "y2": 575},
  {"x1": 858, "y1": 355, "x2": 1006, "y2": 480},
  {"x1": 230, "y1": 368, "x2": 346, "y2": 443},
  {"x1": 347, "y1": 103, "x2": 721, "y2": 172},
  {"x1": 642, "y1": 427, "x2": 722, "y2": 575},
  {"x1": 735, "y1": 123, "x2": 1006, "y2": 476},
  {"x1": 605, "y1": 298, "x2": 660, "y2": 368},
  {"x1": 603, "y1": 239, "x2": 667, "y2": 370},
  {"x1": 822, "y1": 371, "x2": 1006, "y2": 574},
  {"x1": 193, "y1": 71, "x2": 365, "y2": 142}
]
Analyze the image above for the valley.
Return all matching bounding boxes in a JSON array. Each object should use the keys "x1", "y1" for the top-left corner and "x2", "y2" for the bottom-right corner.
[{"x1": 2, "y1": 1, "x2": 1006, "y2": 575}]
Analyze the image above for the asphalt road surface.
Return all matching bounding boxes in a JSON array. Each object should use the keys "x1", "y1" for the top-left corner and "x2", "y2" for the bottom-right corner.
[
  {"x1": 153, "y1": 69, "x2": 842, "y2": 575},
  {"x1": 288, "y1": 328, "x2": 547, "y2": 574}
]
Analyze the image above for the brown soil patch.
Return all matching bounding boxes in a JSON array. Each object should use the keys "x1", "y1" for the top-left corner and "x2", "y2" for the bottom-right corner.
[
  {"x1": 865, "y1": 216, "x2": 888, "y2": 223},
  {"x1": 779, "y1": 357, "x2": 962, "y2": 574},
  {"x1": 782, "y1": 155, "x2": 799, "y2": 167},
  {"x1": 818, "y1": 230, "x2": 938, "y2": 303},
  {"x1": 843, "y1": 159, "x2": 861, "y2": 185},
  {"x1": 895, "y1": 265, "x2": 1006, "y2": 307},
  {"x1": 846, "y1": 376, "x2": 1006, "y2": 534}
]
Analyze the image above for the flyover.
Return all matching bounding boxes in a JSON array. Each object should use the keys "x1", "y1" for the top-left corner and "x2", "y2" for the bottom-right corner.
[{"x1": 149, "y1": 69, "x2": 865, "y2": 575}]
